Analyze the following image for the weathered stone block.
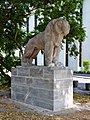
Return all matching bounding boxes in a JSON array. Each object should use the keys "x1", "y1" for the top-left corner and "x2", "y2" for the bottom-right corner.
[
  {"x1": 11, "y1": 68, "x2": 17, "y2": 75},
  {"x1": 11, "y1": 76, "x2": 26, "y2": 85},
  {"x1": 11, "y1": 92, "x2": 26, "y2": 102},
  {"x1": 30, "y1": 67, "x2": 43, "y2": 78},
  {"x1": 25, "y1": 77, "x2": 33, "y2": 85},
  {"x1": 54, "y1": 79, "x2": 73, "y2": 89},
  {"x1": 54, "y1": 69, "x2": 72, "y2": 80},
  {"x1": 43, "y1": 68, "x2": 54, "y2": 79},
  {"x1": 11, "y1": 85, "x2": 29, "y2": 94},
  {"x1": 17, "y1": 66, "x2": 30, "y2": 76},
  {"x1": 67, "y1": 70, "x2": 73, "y2": 78},
  {"x1": 54, "y1": 99, "x2": 64, "y2": 111},
  {"x1": 26, "y1": 78, "x2": 53, "y2": 90},
  {"x1": 25, "y1": 96, "x2": 53, "y2": 110},
  {"x1": 28, "y1": 87, "x2": 53, "y2": 100},
  {"x1": 11, "y1": 66, "x2": 73, "y2": 112}
]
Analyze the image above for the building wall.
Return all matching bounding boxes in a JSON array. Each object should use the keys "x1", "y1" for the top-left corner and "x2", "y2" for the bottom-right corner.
[
  {"x1": 82, "y1": 0, "x2": 90, "y2": 62},
  {"x1": 68, "y1": 41, "x2": 80, "y2": 71},
  {"x1": 59, "y1": 43, "x2": 66, "y2": 67}
]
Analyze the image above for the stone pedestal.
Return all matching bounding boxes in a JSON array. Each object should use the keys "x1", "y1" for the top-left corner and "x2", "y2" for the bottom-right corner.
[{"x1": 11, "y1": 66, "x2": 73, "y2": 112}]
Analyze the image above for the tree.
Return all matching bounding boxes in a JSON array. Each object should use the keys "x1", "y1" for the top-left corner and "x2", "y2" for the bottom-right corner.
[
  {"x1": 0, "y1": 0, "x2": 85, "y2": 85},
  {"x1": 0, "y1": 0, "x2": 35, "y2": 85}
]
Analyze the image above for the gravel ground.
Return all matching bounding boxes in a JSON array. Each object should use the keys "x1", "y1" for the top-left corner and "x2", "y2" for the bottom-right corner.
[
  {"x1": 0, "y1": 97, "x2": 90, "y2": 120},
  {"x1": 0, "y1": 108, "x2": 90, "y2": 120},
  {"x1": 0, "y1": 110, "x2": 90, "y2": 120}
]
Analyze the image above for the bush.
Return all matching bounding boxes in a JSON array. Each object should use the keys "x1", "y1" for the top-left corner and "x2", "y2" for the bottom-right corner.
[
  {"x1": 83, "y1": 60, "x2": 90, "y2": 72},
  {"x1": 74, "y1": 71, "x2": 90, "y2": 74}
]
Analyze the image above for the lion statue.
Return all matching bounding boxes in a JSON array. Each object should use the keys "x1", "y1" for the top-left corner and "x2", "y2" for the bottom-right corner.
[{"x1": 22, "y1": 18, "x2": 70, "y2": 67}]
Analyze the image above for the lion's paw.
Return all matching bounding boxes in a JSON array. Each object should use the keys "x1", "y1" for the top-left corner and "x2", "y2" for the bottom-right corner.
[{"x1": 48, "y1": 63, "x2": 55, "y2": 67}]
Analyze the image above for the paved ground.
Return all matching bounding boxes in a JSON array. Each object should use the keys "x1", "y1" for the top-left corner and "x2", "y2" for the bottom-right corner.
[
  {"x1": 73, "y1": 88, "x2": 90, "y2": 95},
  {"x1": 74, "y1": 73, "x2": 90, "y2": 77},
  {"x1": 73, "y1": 73, "x2": 90, "y2": 94}
]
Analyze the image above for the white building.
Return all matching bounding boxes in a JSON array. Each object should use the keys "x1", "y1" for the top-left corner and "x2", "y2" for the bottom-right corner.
[{"x1": 82, "y1": 0, "x2": 90, "y2": 63}]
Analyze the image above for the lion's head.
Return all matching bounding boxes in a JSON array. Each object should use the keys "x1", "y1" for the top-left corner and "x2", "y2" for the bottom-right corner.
[
  {"x1": 53, "y1": 19, "x2": 70, "y2": 36},
  {"x1": 45, "y1": 18, "x2": 70, "y2": 37}
]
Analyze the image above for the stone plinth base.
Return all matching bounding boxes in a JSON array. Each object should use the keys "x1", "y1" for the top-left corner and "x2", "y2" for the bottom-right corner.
[{"x1": 11, "y1": 66, "x2": 73, "y2": 112}]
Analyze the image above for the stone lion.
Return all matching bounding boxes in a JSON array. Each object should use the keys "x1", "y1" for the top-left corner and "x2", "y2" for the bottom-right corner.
[{"x1": 22, "y1": 18, "x2": 70, "y2": 67}]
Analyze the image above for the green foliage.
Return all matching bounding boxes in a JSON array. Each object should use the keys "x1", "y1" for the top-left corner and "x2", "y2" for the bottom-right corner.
[
  {"x1": 74, "y1": 71, "x2": 90, "y2": 74},
  {"x1": 0, "y1": 0, "x2": 86, "y2": 85},
  {"x1": 83, "y1": 60, "x2": 90, "y2": 72},
  {"x1": 0, "y1": 0, "x2": 33, "y2": 84}
]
